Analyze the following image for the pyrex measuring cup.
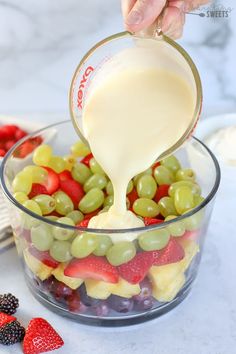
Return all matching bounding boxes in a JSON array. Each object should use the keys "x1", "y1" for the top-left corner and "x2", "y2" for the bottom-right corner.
[{"x1": 69, "y1": 31, "x2": 202, "y2": 160}]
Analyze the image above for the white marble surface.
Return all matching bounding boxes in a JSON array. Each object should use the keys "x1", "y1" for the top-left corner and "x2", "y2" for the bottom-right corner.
[{"x1": 0, "y1": 0, "x2": 236, "y2": 353}]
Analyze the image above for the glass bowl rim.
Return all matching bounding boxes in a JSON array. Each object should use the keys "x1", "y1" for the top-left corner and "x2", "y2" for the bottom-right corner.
[
  {"x1": 0, "y1": 119, "x2": 221, "y2": 234},
  {"x1": 69, "y1": 31, "x2": 203, "y2": 161}
]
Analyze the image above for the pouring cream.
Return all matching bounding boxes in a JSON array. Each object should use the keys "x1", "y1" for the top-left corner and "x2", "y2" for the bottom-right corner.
[{"x1": 81, "y1": 44, "x2": 195, "y2": 240}]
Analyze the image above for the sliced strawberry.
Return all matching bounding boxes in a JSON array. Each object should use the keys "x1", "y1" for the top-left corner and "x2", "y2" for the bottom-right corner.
[
  {"x1": 23, "y1": 317, "x2": 64, "y2": 354},
  {"x1": 81, "y1": 153, "x2": 93, "y2": 167},
  {"x1": 152, "y1": 161, "x2": 160, "y2": 173},
  {"x1": 0, "y1": 148, "x2": 6, "y2": 157},
  {"x1": 28, "y1": 246, "x2": 59, "y2": 269},
  {"x1": 0, "y1": 312, "x2": 16, "y2": 327},
  {"x1": 15, "y1": 128, "x2": 27, "y2": 141},
  {"x1": 144, "y1": 217, "x2": 164, "y2": 226},
  {"x1": 42, "y1": 167, "x2": 59, "y2": 194},
  {"x1": 28, "y1": 183, "x2": 49, "y2": 199},
  {"x1": 151, "y1": 238, "x2": 185, "y2": 266},
  {"x1": 64, "y1": 255, "x2": 119, "y2": 283},
  {"x1": 4, "y1": 140, "x2": 16, "y2": 151},
  {"x1": 58, "y1": 170, "x2": 72, "y2": 182},
  {"x1": 21, "y1": 228, "x2": 32, "y2": 243},
  {"x1": 179, "y1": 230, "x2": 199, "y2": 241},
  {"x1": 154, "y1": 184, "x2": 170, "y2": 203},
  {"x1": 76, "y1": 219, "x2": 89, "y2": 228},
  {"x1": 60, "y1": 179, "x2": 84, "y2": 208},
  {"x1": 118, "y1": 252, "x2": 153, "y2": 284},
  {"x1": 127, "y1": 188, "x2": 138, "y2": 208},
  {"x1": 83, "y1": 209, "x2": 100, "y2": 220}
]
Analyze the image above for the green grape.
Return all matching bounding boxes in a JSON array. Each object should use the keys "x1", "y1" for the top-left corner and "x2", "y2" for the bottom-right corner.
[
  {"x1": 84, "y1": 173, "x2": 107, "y2": 193},
  {"x1": 106, "y1": 241, "x2": 136, "y2": 266},
  {"x1": 23, "y1": 165, "x2": 48, "y2": 184},
  {"x1": 154, "y1": 166, "x2": 174, "y2": 185},
  {"x1": 165, "y1": 215, "x2": 185, "y2": 237},
  {"x1": 133, "y1": 168, "x2": 152, "y2": 186},
  {"x1": 104, "y1": 195, "x2": 114, "y2": 207},
  {"x1": 66, "y1": 210, "x2": 84, "y2": 224},
  {"x1": 71, "y1": 233, "x2": 98, "y2": 258},
  {"x1": 13, "y1": 192, "x2": 28, "y2": 204},
  {"x1": 133, "y1": 198, "x2": 159, "y2": 217},
  {"x1": 160, "y1": 155, "x2": 181, "y2": 173},
  {"x1": 12, "y1": 171, "x2": 32, "y2": 194},
  {"x1": 169, "y1": 181, "x2": 201, "y2": 198},
  {"x1": 22, "y1": 200, "x2": 42, "y2": 216},
  {"x1": 79, "y1": 188, "x2": 104, "y2": 214},
  {"x1": 194, "y1": 195, "x2": 204, "y2": 207},
  {"x1": 71, "y1": 140, "x2": 90, "y2": 158},
  {"x1": 71, "y1": 162, "x2": 92, "y2": 184},
  {"x1": 183, "y1": 209, "x2": 204, "y2": 231},
  {"x1": 33, "y1": 194, "x2": 56, "y2": 215},
  {"x1": 174, "y1": 186, "x2": 195, "y2": 214},
  {"x1": 106, "y1": 181, "x2": 113, "y2": 195},
  {"x1": 158, "y1": 197, "x2": 177, "y2": 217},
  {"x1": 126, "y1": 197, "x2": 130, "y2": 209},
  {"x1": 98, "y1": 206, "x2": 111, "y2": 214},
  {"x1": 48, "y1": 156, "x2": 66, "y2": 173},
  {"x1": 50, "y1": 241, "x2": 72, "y2": 262},
  {"x1": 93, "y1": 235, "x2": 113, "y2": 256},
  {"x1": 33, "y1": 144, "x2": 52, "y2": 166},
  {"x1": 138, "y1": 229, "x2": 170, "y2": 251},
  {"x1": 31, "y1": 224, "x2": 54, "y2": 251},
  {"x1": 126, "y1": 180, "x2": 134, "y2": 194},
  {"x1": 63, "y1": 155, "x2": 76, "y2": 171},
  {"x1": 52, "y1": 217, "x2": 75, "y2": 240},
  {"x1": 137, "y1": 175, "x2": 157, "y2": 199},
  {"x1": 45, "y1": 215, "x2": 58, "y2": 221},
  {"x1": 176, "y1": 168, "x2": 196, "y2": 182},
  {"x1": 89, "y1": 158, "x2": 105, "y2": 175},
  {"x1": 53, "y1": 191, "x2": 74, "y2": 215},
  {"x1": 21, "y1": 200, "x2": 42, "y2": 229}
]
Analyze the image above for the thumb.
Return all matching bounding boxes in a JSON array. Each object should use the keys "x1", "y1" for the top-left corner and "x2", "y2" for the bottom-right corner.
[{"x1": 124, "y1": 0, "x2": 166, "y2": 32}]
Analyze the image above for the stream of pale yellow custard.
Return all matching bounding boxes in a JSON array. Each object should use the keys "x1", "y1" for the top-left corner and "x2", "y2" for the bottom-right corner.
[{"x1": 82, "y1": 65, "x2": 195, "y2": 242}]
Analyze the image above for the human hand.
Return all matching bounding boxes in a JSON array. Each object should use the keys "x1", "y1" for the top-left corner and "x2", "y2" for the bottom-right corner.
[{"x1": 121, "y1": 0, "x2": 210, "y2": 39}]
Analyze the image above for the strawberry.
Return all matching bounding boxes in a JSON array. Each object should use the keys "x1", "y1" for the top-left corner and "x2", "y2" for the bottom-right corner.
[
  {"x1": 154, "y1": 184, "x2": 170, "y2": 203},
  {"x1": 152, "y1": 161, "x2": 160, "y2": 172},
  {"x1": 28, "y1": 183, "x2": 49, "y2": 199},
  {"x1": 60, "y1": 179, "x2": 84, "y2": 208},
  {"x1": 42, "y1": 167, "x2": 59, "y2": 194},
  {"x1": 81, "y1": 152, "x2": 93, "y2": 167},
  {"x1": 84, "y1": 209, "x2": 100, "y2": 220},
  {"x1": 151, "y1": 238, "x2": 185, "y2": 266},
  {"x1": 17, "y1": 141, "x2": 36, "y2": 158},
  {"x1": 144, "y1": 217, "x2": 164, "y2": 226},
  {"x1": 179, "y1": 230, "x2": 199, "y2": 241},
  {"x1": 64, "y1": 255, "x2": 119, "y2": 283},
  {"x1": 76, "y1": 219, "x2": 89, "y2": 228},
  {"x1": 118, "y1": 252, "x2": 153, "y2": 284},
  {"x1": 0, "y1": 149, "x2": 5, "y2": 157},
  {"x1": 28, "y1": 246, "x2": 59, "y2": 269},
  {"x1": 4, "y1": 140, "x2": 16, "y2": 151},
  {"x1": 0, "y1": 313, "x2": 16, "y2": 327},
  {"x1": 58, "y1": 170, "x2": 72, "y2": 182},
  {"x1": 127, "y1": 188, "x2": 138, "y2": 208},
  {"x1": 15, "y1": 128, "x2": 27, "y2": 141},
  {"x1": 23, "y1": 318, "x2": 64, "y2": 354}
]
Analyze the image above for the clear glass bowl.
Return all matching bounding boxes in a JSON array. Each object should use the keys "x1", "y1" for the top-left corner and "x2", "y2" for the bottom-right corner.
[{"x1": 0, "y1": 121, "x2": 220, "y2": 326}]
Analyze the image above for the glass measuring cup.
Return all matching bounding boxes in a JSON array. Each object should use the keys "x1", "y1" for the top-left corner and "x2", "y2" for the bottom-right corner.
[{"x1": 69, "y1": 31, "x2": 202, "y2": 160}]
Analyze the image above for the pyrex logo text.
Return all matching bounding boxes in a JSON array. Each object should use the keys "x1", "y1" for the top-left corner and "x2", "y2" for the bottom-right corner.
[{"x1": 77, "y1": 66, "x2": 94, "y2": 109}]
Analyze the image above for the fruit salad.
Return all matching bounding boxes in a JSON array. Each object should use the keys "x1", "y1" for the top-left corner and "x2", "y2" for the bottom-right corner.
[{"x1": 10, "y1": 140, "x2": 204, "y2": 318}]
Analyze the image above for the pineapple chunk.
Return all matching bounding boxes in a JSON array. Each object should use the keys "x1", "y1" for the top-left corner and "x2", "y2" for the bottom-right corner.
[
  {"x1": 179, "y1": 239, "x2": 199, "y2": 271},
  {"x1": 149, "y1": 262, "x2": 183, "y2": 290},
  {"x1": 152, "y1": 273, "x2": 186, "y2": 302},
  {"x1": 85, "y1": 279, "x2": 115, "y2": 299},
  {"x1": 52, "y1": 263, "x2": 83, "y2": 290},
  {"x1": 111, "y1": 278, "x2": 140, "y2": 298},
  {"x1": 23, "y1": 249, "x2": 53, "y2": 281}
]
